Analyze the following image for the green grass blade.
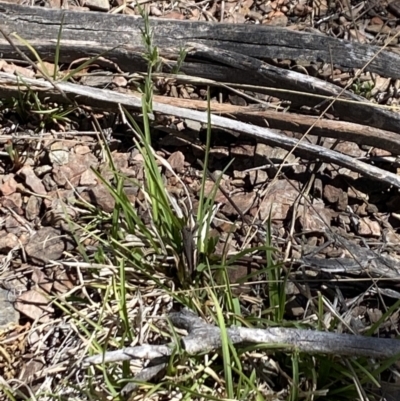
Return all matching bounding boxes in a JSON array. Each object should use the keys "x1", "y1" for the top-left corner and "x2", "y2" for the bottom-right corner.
[
  {"x1": 209, "y1": 289, "x2": 234, "y2": 398},
  {"x1": 54, "y1": 12, "x2": 65, "y2": 79}
]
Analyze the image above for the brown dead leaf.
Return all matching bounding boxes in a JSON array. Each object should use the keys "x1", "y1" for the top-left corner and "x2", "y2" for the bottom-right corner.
[
  {"x1": 35, "y1": 61, "x2": 57, "y2": 78},
  {"x1": 2, "y1": 63, "x2": 35, "y2": 78}
]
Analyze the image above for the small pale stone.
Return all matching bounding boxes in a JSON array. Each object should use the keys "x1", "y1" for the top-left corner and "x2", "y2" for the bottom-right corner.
[
  {"x1": 0, "y1": 175, "x2": 19, "y2": 196},
  {"x1": 249, "y1": 169, "x2": 268, "y2": 186},
  {"x1": 112, "y1": 76, "x2": 128, "y2": 87},
  {"x1": 35, "y1": 165, "x2": 52, "y2": 177},
  {"x1": 0, "y1": 287, "x2": 19, "y2": 329},
  {"x1": 49, "y1": 143, "x2": 70, "y2": 165},
  {"x1": 84, "y1": 0, "x2": 109, "y2": 11},
  {"x1": 357, "y1": 217, "x2": 381, "y2": 237},
  {"x1": 0, "y1": 232, "x2": 19, "y2": 253},
  {"x1": 223, "y1": 192, "x2": 256, "y2": 216},
  {"x1": 82, "y1": 184, "x2": 115, "y2": 213},
  {"x1": 167, "y1": 151, "x2": 185, "y2": 173},
  {"x1": 25, "y1": 196, "x2": 42, "y2": 221},
  {"x1": 74, "y1": 145, "x2": 91, "y2": 155},
  {"x1": 15, "y1": 290, "x2": 54, "y2": 322},
  {"x1": 26, "y1": 227, "x2": 66, "y2": 265},
  {"x1": 80, "y1": 169, "x2": 98, "y2": 186},
  {"x1": 19, "y1": 166, "x2": 47, "y2": 195}
]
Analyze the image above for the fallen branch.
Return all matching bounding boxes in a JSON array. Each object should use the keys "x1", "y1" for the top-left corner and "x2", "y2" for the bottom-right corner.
[
  {"x1": 84, "y1": 308, "x2": 400, "y2": 363},
  {"x1": 186, "y1": 43, "x2": 400, "y2": 133},
  {"x1": 1, "y1": 2, "x2": 400, "y2": 80},
  {"x1": 83, "y1": 308, "x2": 400, "y2": 392},
  {"x1": 1, "y1": 72, "x2": 400, "y2": 188},
  {"x1": 154, "y1": 95, "x2": 400, "y2": 155}
]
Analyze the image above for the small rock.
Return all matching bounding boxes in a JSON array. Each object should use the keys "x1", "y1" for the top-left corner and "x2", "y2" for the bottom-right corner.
[
  {"x1": 231, "y1": 178, "x2": 246, "y2": 187},
  {"x1": 370, "y1": 16, "x2": 384, "y2": 25},
  {"x1": 80, "y1": 169, "x2": 98, "y2": 186},
  {"x1": 255, "y1": 143, "x2": 296, "y2": 165},
  {"x1": 248, "y1": 169, "x2": 268, "y2": 186},
  {"x1": 348, "y1": 186, "x2": 369, "y2": 201},
  {"x1": 210, "y1": 147, "x2": 230, "y2": 158},
  {"x1": 15, "y1": 290, "x2": 54, "y2": 322},
  {"x1": 357, "y1": 217, "x2": 381, "y2": 237},
  {"x1": 258, "y1": 180, "x2": 299, "y2": 220},
  {"x1": 263, "y1": 14, "x2": 288, "y2": 26},
  {"x1": 162, "y1": 11, "x2": 185, "y2": 19},
  {"x1": 0, "y1": 175, "x2": 19, "y2": 196},
  {"x1": 383, "y1": 228, "x2": 400, "y2": 245},
  {"x1": 223, "y1": 192, "x2": 256, "y2": 216},
  {"x1": 5, "y1": 216, "x2": 21, "y2": 235},
  {"x1": 185, "y1": 119, "x2": 202, "y2": 132},
  {"x1": 42, "y1": 174, "x2": 58, "y2": 192},
  {"x1": 19, "y1": 358, "x2": 45, "y2": 384},
  {"x1": 167, "y1": 151, "x2": 185, "y2": 174},
  {"x1": 83, "y1": 0, "x2": 109, "y2": 11},
  {"x1": 31, "y1": 266, "x2": 53, "y2": 293},
  {"x1": 370, "y1": 148, "x2": 391, "y2": 157},
  {"x1": 285, "y1": 298, "x2": 305, "y2": 318},
  {"x1": 112, "y1": 152, "x2": 129, "y2": 171},
  {"x1": 49, "y1": 142, "x2": 70, "y2": 165},
  {"x1": 35, "y1": 165, "x2": 52, "y2": 177},
  {"x1": 25, "y1": 196, "x2": 42, "y2": 221},
  {"x1": 43, "y1": 194, "x2": 77, "y2": 227},
  {"x1": 82, "y1": 184, "x2": 115, "y2": 213},
  {"x1": 297, "y1": 200, "x2": 331, "y2": 232},
  {"x1": 112, "y1": 76, "x2": 128, "y2": 87},
  {"x1": 323, "y1": 184, "x2": 348, "y2": 211},
  {"x1": 365, "y1": 23, "x2": 393, "y2": 35},
  {"x1": 233, "y1": 170, "x2": 247, "y2": 180},
  {"x1": 230, "y1": 144, "x2": 255, "y2": 158},
  {"x1": 367, "y1": 308, "x2": 382, "y2": 324},
  {"x1": 19, "y1": 166, "x2": 46, "y2": 195},
  {"x1": 371, "y1": 76, "x2": 391, "y2": 97},
  {"x1": 0, "y1": 232, "x2": 19, "y2": 253},
  {"x1": 150, "y1": 5, "x2": 163, "y2": 16},
  {"x1": 2, "y1": 193, "x2": 23, "y2": 214},
  {"x1": 74, "y1": 145, "x2": 91, "y2": 155},
  {"x1": 53, "y1": 267, "x2": 75, "y2": 294},
  {"x1": 52, "y1": 153, "x2": 98, "y2": 188},
  {"x1": 228, "y1": 94, "x2": 247, "y2": 106},
  {"x1": 203, "y1": 180, "x2": 230, "y2": 204},
  {"x1": 313, "y1": 178, "x2": 323, "y2": 198},
  {"x1": 335, "y1": 141, "x2": 364, "y2": 157},
  {"x1": 25, "y1": 227, "x2": 66, "y2": 265},
  {"x1": 80, "y1": 74, "x2": 113, "y2": 87},
  {"x1": 0, "y1": 287, "x2": 19, "y2": 329}
]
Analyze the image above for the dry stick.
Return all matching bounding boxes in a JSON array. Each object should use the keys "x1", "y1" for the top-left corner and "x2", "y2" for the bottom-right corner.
[
  {"x1": 0, "y1": 73, "x2": 398, "y2": 189},
  {"x1": 151, "y1": 95, "x2": 400, "y2": 155},
  {"x1": 84, "y1": 308, "x2": 400, "y2": 366}
]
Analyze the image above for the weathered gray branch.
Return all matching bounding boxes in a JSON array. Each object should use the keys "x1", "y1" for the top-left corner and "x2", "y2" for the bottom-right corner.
[
  {"x1": 1, "y1": 1, "x2": 400, "y2": 79},
  {"x1": 154, "y1": 88, "x2": 400, "y2": 155},
  {"x1": 1, "y1": 72, "x2": 399, "y2": 188},
  {"x1": 84, "y1": 308, "x2": 400, "y2": 366}
]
